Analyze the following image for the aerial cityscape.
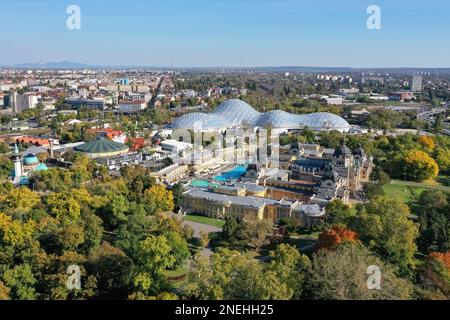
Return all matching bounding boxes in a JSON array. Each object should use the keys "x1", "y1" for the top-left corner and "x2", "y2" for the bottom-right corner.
[{"x1": 1, "y1": 0, "x2": 450, "y2": 307}]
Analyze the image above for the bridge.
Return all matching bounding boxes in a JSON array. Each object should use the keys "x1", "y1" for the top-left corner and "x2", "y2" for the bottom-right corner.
[{"x1": 417, "y1": 108, "x2": 447, "y2": 120}]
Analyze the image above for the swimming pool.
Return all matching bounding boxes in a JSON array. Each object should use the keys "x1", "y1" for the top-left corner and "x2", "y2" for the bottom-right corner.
[
  {"x1": 190, "y1": 180, "x2": 219, "y2": 188},
  {"x1": 213, "y1": 165, "x2": 247, "y2": 182}
]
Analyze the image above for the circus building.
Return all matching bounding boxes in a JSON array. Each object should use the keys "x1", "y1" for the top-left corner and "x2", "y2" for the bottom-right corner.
[
  {"x1": 172, "y1": 99, "x2": 351, "y2": 132},
  {"x1": 10, "y1": 143, "x2": 48, "y2": 185},
  {"x1": 74, "y1": 139, "x2": 129, "y2": 159}
]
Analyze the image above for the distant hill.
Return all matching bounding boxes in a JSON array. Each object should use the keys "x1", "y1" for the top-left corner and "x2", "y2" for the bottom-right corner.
[
  {"x1": 1, "y1": 62, "x2": 450, "y2": 74},
  {"x1": 12, "y1": 61, "x2": 91, "y2": 69}
]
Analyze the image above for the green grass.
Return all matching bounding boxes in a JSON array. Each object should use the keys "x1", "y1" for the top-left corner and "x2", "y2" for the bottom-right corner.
[
  {"x1": 382, "y1": 183, "x2": 426, "y2": 204},
  {"x1": 183, "y1": 214, "x2": 225, "y2": 228}
]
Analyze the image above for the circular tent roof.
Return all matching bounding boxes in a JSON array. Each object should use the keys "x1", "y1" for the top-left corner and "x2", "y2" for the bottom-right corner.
[
  {"x1": 172, "y1": 99, "x2": 350, "y2": 131},
  {"x1": 74, "y1": 139, "x2": 129, "y2": 157}
]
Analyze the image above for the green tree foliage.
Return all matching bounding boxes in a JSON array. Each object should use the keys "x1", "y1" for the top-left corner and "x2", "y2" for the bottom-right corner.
[
  {"x1": 187, "y1": 248, "x2": 297, "y2": 300},
  {"x1": 303, "y1": 243, "x2": 414, "y2": 300},
  {"x1": 324, "y1": 200, "x2": 352, "y2": 227},
  {"x1": 414, "y1": 190, "x2": 450, "y2": 253},
  {"x1": 349, "y1": 198, "x2": 419, "y2": 277}
]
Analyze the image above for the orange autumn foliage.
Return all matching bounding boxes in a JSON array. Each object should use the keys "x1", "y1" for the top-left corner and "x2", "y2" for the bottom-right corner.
[
  {"x1": 429, "y1": 252, "x2": 450, "y2": 271},
  {"x1": 315, "y1": 226, "x2": 358, "y2": 251}
]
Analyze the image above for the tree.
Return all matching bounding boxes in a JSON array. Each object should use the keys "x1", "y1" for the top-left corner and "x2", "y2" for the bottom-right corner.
[
  {"x1": 402, "y1": 149, "x2": 439, "y2": 182},
  {"x1": 435, "y1": 148, "x2": 450, "y2": 173},
  {"x1": 135, "y1": 235, "x2": 176, "y2": 274},
  {"x1": 349, "y1": 197, "x2": 419, "y2": 277},
  {"x1": 303, "y1": 243, "x2": 414, "y2": 300},
  {"x1": 1, "y1": 264, "x2": 37, "y2": 300},
  {"x1": 36, "y1": 152, "x2": 49, "y2": 163},
  {"x1": 165, "y1": 231, "x2": 190, "y2": 268},
  {"x1": 363, "y1": 182, "x2": 384, "y2": 200},
  {"x1": 236, "y1": 220, "x2": 272, "y2": 250},
  {"x1": 222, "y1": 216, "x2": 239, "y2": 240},
  {"x1": 87, "y1": 242, "x2": 134, "y2": 299},
  {"x1": 414, "y1": 190, "x2": 450, "y2": 253},
  {"x1": 417, "y1": 252, "x2": 450, "y2": 299},
  {"x1": 0, "y1": 281, "x2": 10, "y2": 300},
  {"x1": 143, "y1": 185, "x2": 174, "y2": 215},
  {"x1": 418, "y1": 135, "x2": 435, "y2": 151},
  {"x1": 324, "y1": 200, "x2": 352, "y2": 227},
  {"x1": 171, "y1": 183, "x2": 184, "y2": 211},
  {"x1": 99, "y1": 194, "x2": 129, "y2": 229},
  {"x1": 315, "y1": 226, "x2": 358, "y2": 251},
  {"x1": 187, "y1": 248, "x2": 294, "y2": 300},
  {"x1": 0, "y1": 142, "x2": 9, "y2": 154},
  {"x1": 199, "y1": 231, "x2": 209, "y2": 249},
  {"x1": 268, "y1": 244, "x2": 311, "y2": 299}
]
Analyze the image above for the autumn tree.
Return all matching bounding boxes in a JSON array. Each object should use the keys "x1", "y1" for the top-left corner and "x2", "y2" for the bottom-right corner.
[
  {"x1": 315, "y1": 226, "x2": 358, "y2": 251},
  {"x1": 402, "y1": 149, "x2": 439, "y2": 182},
  {"x1": 143, "y1": 185, "x2": 174, "y2": 215},
  {"x1": 418, "y1": 135, "x2": 435, "y2": 151},
  {"x1": 435, "y1": 148, "x2": 450, "y2": 173},
  {"x1": 417, "y1": 252, "x2": 450, "y2": 299}
]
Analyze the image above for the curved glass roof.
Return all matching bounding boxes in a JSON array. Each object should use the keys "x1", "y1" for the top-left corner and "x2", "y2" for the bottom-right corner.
[
  {"x1": 172, "y1": 99, "x2": 350, "y2": 131},
  {"x1": 172, "y1": 112, "x2": 228, "y2": 130},
  {"x1": 213, "y1": 99, "x2": 261, "y2": 125}
]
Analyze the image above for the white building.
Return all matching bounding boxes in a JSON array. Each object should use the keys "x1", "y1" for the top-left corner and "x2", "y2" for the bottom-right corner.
[
  {"x1": 10, "y1": 92, "x2": 38, "y2": 113},
  {"x1": 118, "y1": 100, "x2": 147, "y2": 113},
  {"x1": 160, "y1": 139, "x2": 193, "y2": 155}
]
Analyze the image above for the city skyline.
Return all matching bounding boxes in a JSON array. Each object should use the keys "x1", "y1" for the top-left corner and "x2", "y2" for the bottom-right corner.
[{"x1": 1, "y1": 0, "x2": 450, "y2": 68}]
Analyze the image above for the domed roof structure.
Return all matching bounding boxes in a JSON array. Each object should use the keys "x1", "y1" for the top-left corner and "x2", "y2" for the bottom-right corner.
[
  {"x1": 213, "y1": 99, "x2": 261, "y2": 125},
  {"x1": 35, "y1": 163, "x2": 49, "y2": 171},
  {"x1": 172, "y1": 112, "x2": 228, "y2": 130},
  {"x1": 74, "y1": 139, "x2": 129, "y2": 158},
  {"x1": 172, "y1": 99, "x2": 350, "y2": 132},
  {"x1": 23, "y1": 153, "x2": 39, "y2": 166}
]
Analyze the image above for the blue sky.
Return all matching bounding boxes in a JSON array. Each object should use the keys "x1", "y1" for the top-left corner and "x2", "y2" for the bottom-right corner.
[{"x1": 1, "y1": 0, "x2": 449, "y2": 67}]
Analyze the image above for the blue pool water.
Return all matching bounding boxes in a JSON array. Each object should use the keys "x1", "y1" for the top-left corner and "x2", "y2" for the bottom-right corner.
[
  {"x1": 213, "y1": 165, "x2": 247, "y2": 182},
  {"x1": 190, "y1": 180, "x2": 219, "y2": 188}
]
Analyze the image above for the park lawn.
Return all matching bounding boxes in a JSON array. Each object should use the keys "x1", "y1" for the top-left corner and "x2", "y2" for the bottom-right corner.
[
  {"x1": 183, "y1": 214, "x2": 225, "y2": 228},
  {"x1": 383, "y1": 182, "x2": 428, "y2": 204}
]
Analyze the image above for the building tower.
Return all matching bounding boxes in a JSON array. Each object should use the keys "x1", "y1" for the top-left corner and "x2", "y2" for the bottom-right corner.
[{"x1": 11, "y1": 142, "x2": 23, "y2": 183}]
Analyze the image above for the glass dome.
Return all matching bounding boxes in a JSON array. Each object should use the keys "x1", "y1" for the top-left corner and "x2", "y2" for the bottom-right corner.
[
  {"x1": 172, "y1": 112, "x2": 228, "y2": 130},
  {"x1": 212, "y1": 99, "x2": 261, "y2": 126},
  {"x1": 172, "y1": 99, "x2": 350, "y2": 131}
]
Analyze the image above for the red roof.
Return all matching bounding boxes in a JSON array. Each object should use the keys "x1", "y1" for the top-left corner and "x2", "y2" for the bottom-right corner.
[{"x1": 16, "y1": 136, "x2": 50, "y2": 146}]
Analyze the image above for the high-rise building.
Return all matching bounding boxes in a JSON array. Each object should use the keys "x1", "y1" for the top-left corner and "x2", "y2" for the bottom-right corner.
[
  {"x1": 10, "y1": 92, "x2": 38, "y2": 113},
  {"x1": 411, "y1": 75, "x2": 423, "y2": 92}
]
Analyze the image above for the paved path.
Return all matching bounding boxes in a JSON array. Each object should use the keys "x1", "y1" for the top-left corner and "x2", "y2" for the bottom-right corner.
[{"x1": 168, "y1": 213, "x2": 223, "y2": 238}]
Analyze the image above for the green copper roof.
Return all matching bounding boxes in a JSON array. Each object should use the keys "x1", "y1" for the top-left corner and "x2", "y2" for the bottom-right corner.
[{"x1": 74, "y1": 139, "x2": 128, "y2": 154}]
